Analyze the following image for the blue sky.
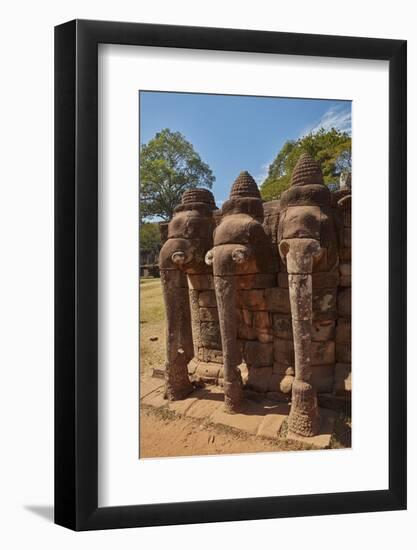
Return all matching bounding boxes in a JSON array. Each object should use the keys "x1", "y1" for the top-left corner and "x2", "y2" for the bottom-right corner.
[{"x1": 140, "y1": 91, "x2": 351, "y2": 206}]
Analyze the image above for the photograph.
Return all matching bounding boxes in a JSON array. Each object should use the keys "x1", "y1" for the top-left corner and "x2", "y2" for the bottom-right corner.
[
  {"x1": 0, "y1": 0, "x2": 410, "y2": 542},
  {"x1": 139, "y1": 91, "x2": 352, "y2": 458}
]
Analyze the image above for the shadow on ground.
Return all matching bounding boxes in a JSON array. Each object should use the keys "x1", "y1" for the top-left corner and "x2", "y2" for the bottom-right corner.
[{"x1": 24, "y1": 505, "x2": 54, "y2": 523}]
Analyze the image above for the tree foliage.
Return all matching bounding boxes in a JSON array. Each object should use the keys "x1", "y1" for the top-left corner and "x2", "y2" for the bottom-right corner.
[
  {"x1": 139, "y1": 222, "x2": 161, "y2": 253},
  {"x1": 260, "y1": 128, "x2": 351, "y2": 200},
  {"x1": 140, "y1": 129, "x2": 215, "y2": 221}
]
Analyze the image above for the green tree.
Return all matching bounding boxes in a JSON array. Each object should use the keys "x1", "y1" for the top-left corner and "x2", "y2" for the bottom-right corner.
[
  {"x1": 139, "y1": 222, "x2": 161, "y2": 253},
  {"x1": 260, "y1": 128, "x2": 351, "y2": 200},
  {"x1": 140, "y1": 128, "x2": 215, "y2": 221}
]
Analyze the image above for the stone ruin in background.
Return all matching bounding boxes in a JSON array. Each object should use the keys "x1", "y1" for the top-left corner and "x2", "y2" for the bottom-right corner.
[{"x1": 157, "y1": 153, "x2": 351, "y2": 437}]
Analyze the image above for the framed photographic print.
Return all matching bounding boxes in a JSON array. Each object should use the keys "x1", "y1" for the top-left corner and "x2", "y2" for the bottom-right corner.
[{"x1": 55, "y1": 19, "x2": 407, "y2": 530}]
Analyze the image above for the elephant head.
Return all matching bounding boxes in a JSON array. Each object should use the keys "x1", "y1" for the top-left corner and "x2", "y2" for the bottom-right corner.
[
  {"x1": 205, "y1": 172, "x2": 273, "y2": 413},
  {"x1": 159, "y1": 188, "x2": 217, "y2": 400},
  {"x1": 278, "y1": 153, "x2": 339, "y2": 436}
]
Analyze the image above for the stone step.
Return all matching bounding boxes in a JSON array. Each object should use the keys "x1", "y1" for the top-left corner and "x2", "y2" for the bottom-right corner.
[{"x1": 140, "y1": 379, "x2": 338, "y2": 449}]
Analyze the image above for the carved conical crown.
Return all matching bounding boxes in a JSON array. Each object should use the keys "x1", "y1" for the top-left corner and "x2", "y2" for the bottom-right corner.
[
  {"x1": 181, "y1": 188, "x2": 216, "y2": 208},
  {"x1": 230, "y1": 171, "x2": 261, "y2": 199},
  {"x1": 291, "y1": 153, "x2": 324, "y2": 187}
]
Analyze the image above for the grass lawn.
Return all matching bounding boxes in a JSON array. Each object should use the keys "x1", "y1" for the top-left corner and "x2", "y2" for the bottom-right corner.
[{"x1": 140, "y1": 277, "x2": 165, "y2": 378}]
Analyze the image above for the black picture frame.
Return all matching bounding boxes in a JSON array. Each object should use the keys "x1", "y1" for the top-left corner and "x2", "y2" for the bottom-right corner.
[{"x1": 55, "y1": 19, "x2": 407, "y2": 531}]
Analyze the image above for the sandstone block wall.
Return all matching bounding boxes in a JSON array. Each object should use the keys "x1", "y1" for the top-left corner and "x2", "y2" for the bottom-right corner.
[{"x1": 159, "y1": 191, "x2": 352, "y2": 410}]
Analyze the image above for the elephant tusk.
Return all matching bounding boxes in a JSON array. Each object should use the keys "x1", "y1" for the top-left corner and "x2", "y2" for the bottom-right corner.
[
  {"x1": 171, "y1": 251, "x2": 186, "y2": 265},
  {"x1": 205, "y1": 249, "x2": 214, "y2": 265}
]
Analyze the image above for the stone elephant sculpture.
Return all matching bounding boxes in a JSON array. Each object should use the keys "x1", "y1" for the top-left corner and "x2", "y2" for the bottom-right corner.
[
  {"x1": 205, "y1": 172, "x2": 274, "y2": 413},
  {"x1": 278, "y1": 153, "x2": 340, "y2": 436},
  {"x1": 158, "y1": 188, "x2": 217, "y2": 400}
]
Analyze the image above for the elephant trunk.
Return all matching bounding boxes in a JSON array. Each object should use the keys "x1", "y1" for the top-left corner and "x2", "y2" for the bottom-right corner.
[
  {"x1": 214, "y1": 275, "x2": 244, "y2": 413},
  {"x1": 279, "y1": 238, "x2": 322, "y2": 436},
  {"x1": 160, "y1": 268, "x2": 194, "y2": 400},
  {"x1": 207, "y1": 244, "x2": 248, "y2": 413}
]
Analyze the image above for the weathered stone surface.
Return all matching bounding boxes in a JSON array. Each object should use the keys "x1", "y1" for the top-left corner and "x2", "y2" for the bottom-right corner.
[
  {"x1": 280, "y1": 238, "x2": 322, "y2": 275},
  {"x1": 195, "y1": 362, "x2": 221, "y2": 380},
  {"x1": 237, "y1": 323, "x2": 258, "y2": 340},
  {"x1": 198, "y1": 290, "x2": 217, "y2": 307},
  {"x1": 199, "y1": 307, "x2": 219, "y2": 322},
  {"x1": 262, "y1": 200, "x2": 281, "y2": 244},
  {"x1": 339, "y1": 263, "x2": 351, "y2": 287},
  {"x1": 186, "y1": 394, "x2": 223, "y2": 419},
  {"x1": 253, "y1": 311, "x2": 271, "y2": 331},
  {"x1": 344, "y1": 226, "x2": 351, "y2": 247},
  {"x1": 237, "y1": 322, "x2": 257, "y2": 341},
  {"x1": 277, "y1": 272, "x2": 289, "y2": 288},
  {"x1": 268, "y1": 372, "x2": 294, "y2": 394},
  {"x1": 336, "y1": 342, "x2": 351, "y2": 363},
  {"x1": 187, "y1": 273, "x2": 214, "y2": 290},
  {"x1": 235, "y1": 273, "x2": 276, "y2": 290},
  {"x1": 187, "y1": 358, "x2": 198, "y2": 375},
  {"x1": 336, "y1": 319, "x2": 351, "y2": 343},
  {"x1": 273, "y1": 363, "x2": 295, "y2": 376},
  {"x1": 159, "y1": 269, "x2": 194, "y2": 400},
  {"x1": 210, "y1": 403, "x2": 264, "y2": 435},
  {"x1": 266, "y1": 391, "x2": 290, "y2": 403},
  {"x1": 256, "y1": 409, "x2": 287, "y2": 439},
  {"x1": 272, "y1": 314, "x2": 293, "y2": 340},
  {"x1": 246, "y1": 366, "x2": 273, "y2": 393},
  {"x1": 286, "y1": 408, "x2": 337, "y2": 449},
  {"x1": 264, "y1": 287, "x2": 291, "y2": 313},
  {"x1": 238, "y1": 289, "x2": 267, "y2": 311},
  {"x1": 333, "y1": 363, "x2": 352, "y2": 395},
  {"x1": 313, "y1": 271, "x2": 339, "y2": 289},
  {"x1": 312, "y1": 248, "x2": 330, "y2": 273},
  {"x1": 189, "y1": 289, "x2": 202, "y2": 353},
  {"x1": 257, "y1": 332, "x2": 273, "y2": 344},
  {"x1": 339, "y1": 262, "x2": 352, "y2": 286},
  {"x1": 290, "y1": 152, "x2": 324, "y2": 186},
  {"x1": 244, "y1": 388, "x2": 266, "y2": 402},
  {"x1": 238, "y1": 363, "x2": 249, "y2": 384},
  {"x1": 256, "y1": 331, "x2": 274, "y2": 344},
  {"x1": 343, "y1": 210, "x2": 351, "y2": 227},
  {"x1": 312, "y1": 320, "x2": 335, "y2": 342},
  {"x1": 339, "y1": 275, "x2": 351, "y2": 287},
  {"x1": 339, "y1": 247, "x2": 351, "y2": 261},
  {"x1": 311, "y1": 365, "x2": 334, "y2": 393},
  {"x1": 311, "y1": 341, "x2": 335, "y2": 366},
  {"x1": 236, "y1": 308, "x2": 257, "y2": 340},
  {"x1": 318, "y1": 393, "x2": 351, "y2": 413},
  {"x1": 244, "y1": 341, "x2": 273, "y2": 367},
  {"x1": 197, "y1": 347, "x2": 223, "y2": 364},
  {"x1": 200, "y1": 321, "x2": 222, "y2": 349},
  {"x1": 338, "y1": 288, "x2": 351, "y2": 318},
  {"x1": 241, "y1": 308, "x2": 252, "y2": 326},
  {"x1": 208, "y1": 349, "x2": 223, "y2": 363},
  {"x1": 212, "y1": 275, "x2": 244, "y2": 413},
  {"x1": 281, "y1": 205, "x2": 322, "y2": 241},
  {"x1": 313, "y1": 288, "x2": 337, "y2": 316},
  {"x1": 274, "y1": 350, "x2": 294, "y2": 366},
  {"x1": 273, "y1": 338, "x2": 294, "y2": 364},
  {"x1": 267, "y1": 373, "x2": 282, "y2": 393},
  {"x1": 159, "y1": 222, "x2": 169, "y2": 244},
  {"x1": 253, "y1": 311, "x2": 272, "y2": 342}
]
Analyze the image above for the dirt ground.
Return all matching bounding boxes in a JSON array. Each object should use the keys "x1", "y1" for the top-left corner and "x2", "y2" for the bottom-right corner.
[
  {"x1": 140, "y1": 278, "x2": 166, "y2": 378},
  {"x1": 139, "y1": 405, "x2": 316, "y2": 458}
]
